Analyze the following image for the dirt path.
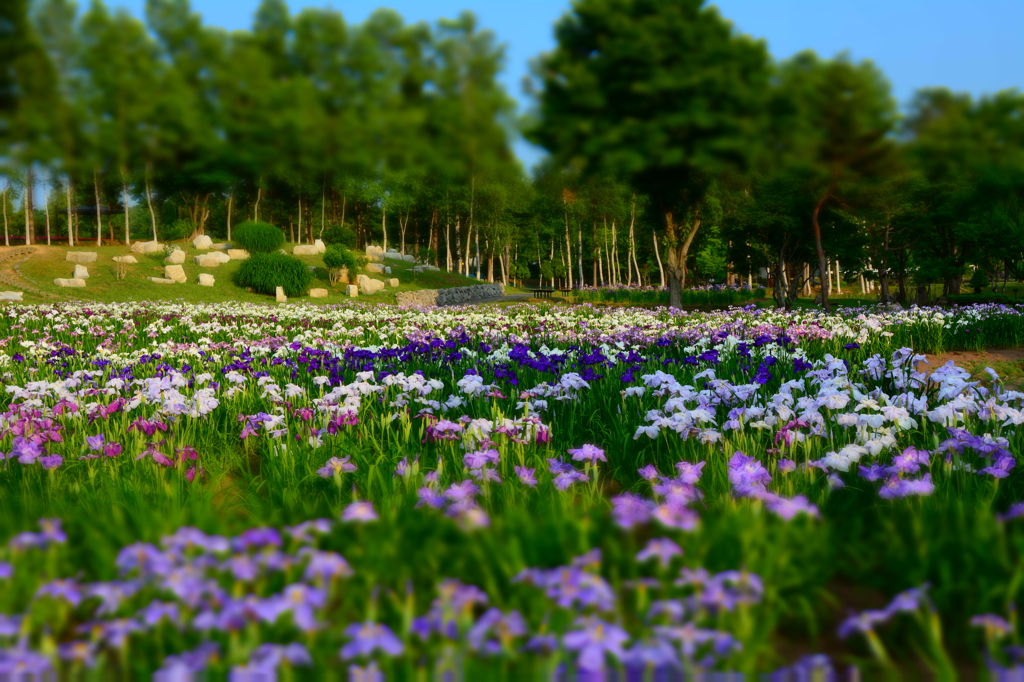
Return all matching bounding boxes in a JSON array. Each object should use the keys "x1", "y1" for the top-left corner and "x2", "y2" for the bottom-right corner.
[{"x1": 0, "y1": 246, "x2": 78, "y2": 301}]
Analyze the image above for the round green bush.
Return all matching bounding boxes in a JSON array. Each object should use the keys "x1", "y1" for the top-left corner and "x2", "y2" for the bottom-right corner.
[
  {"x1": 323, "y1": 244, "x2": 360, "y2": 273},
  {"x1": 321, "y1": 224, "x2": 357, "y2": 248},
  {"x1": 233, "y1": 253, "x2": 313, "y2": 297},
  {"x1": 232, "y1": 221, "x2": 285, "y2": 254},
  {"x1": 158, "y1": 219, "x2": 193, "y2": 243}
]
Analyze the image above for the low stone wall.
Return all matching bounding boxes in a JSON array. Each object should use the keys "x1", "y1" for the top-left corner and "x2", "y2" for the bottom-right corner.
[{"x1": 396, "y1": 283, "x2": 505, "y2": 307}]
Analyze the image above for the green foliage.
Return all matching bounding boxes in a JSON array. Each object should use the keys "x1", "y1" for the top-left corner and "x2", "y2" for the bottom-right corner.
[
  {"x1": 232, "y1": 253, "x2": 312, "y2": 297},
  {"x1": 158, "y1": 219, "x2": 192, "y2": 242},
  {"x1": 969, "y1": 268, "x2": 989, "y2": 293},
  {"x1": 322, "y1": 244, "x2": 360, "y2": 273},
  {"x1": 321, "y1": 224, "x2": 357, "y2": 248},
  {"x1": 232, "y1": 221, "x2": 285, "y2": 254}
]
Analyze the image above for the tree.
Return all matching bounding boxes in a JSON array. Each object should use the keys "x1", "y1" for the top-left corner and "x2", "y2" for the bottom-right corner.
[
  {"x1": 530, "y1": 0, "x2": 770, "y2": 307},
  {"x1": 773, "y1": 51, "x2": 898, "y2": 310}
]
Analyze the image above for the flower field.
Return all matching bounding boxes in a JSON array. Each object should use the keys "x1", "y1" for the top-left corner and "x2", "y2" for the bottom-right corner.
[{"x1": 3, "y1": 301, "x2": 1024, "y2": 678}]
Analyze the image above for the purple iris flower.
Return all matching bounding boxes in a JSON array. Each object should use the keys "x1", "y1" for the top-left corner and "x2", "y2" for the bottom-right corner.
[
  {"x1": 764, "y1": 495, "x2": 819, "y2": 521},
  {"x1": 444, "y1": 480, "x2": 480, "y2": 502},
  {"x1": 999, "y1": 502, "x2": 1024, "y2": 522},
  {"x1": 35, "y1": 578, "x2": 83, "y2": 605},
  {"x1": 12, "y1": 437, "x2": 43, "y2": 464},
  {"x1": 416, "y1": 487, "x2": 446, "y2": 509},
  {"x1": 86, "y1": 434, "x2": 105, "y2": 451},
  {"x1": 636, "y1": 538, "x2": 683, "y2": 568},
  {"x1": 316, "y1": 457, "x2": 357, "y2": 478},
  {"x1": 610, "y1": 493, "x2": 653, "y2": 529},
  {"x1": 340, "y1": 622, "x2": 404, "y2": 659},
  {"x1": 103, "y1": 442, "x2": 123, "y2": 458},
  {"x1": 553, "y1": 470, "x2": 589, "y2": 491},
  {"x1": 777, "y1": 459, "x2": 797, "y2": 474},
  {"x1": 562, "y1": 617, "x2": 630, "y2": 671},
  {"x1": 638, "y1": 464, "x2": 660, "y2": 481},
  {"x1": 568, "y1": 444, "x2": 607, "y2": 464},
  {"x1": 39, "y1": 455, "x2": 63, "y2": 470},
  {"x1": 858, "y1": 463, "x2": 887, "y2": 481},
  {"x1": 137, "y1": 601, "x2": 180, "y2": 626},
  {"x1": 299, "y1": 548, "x2": 353, "y2": 583},
  {"x1": 674, "y1": 461, "x2": 705, "y2": 484},
  {"x1": 342, "y1": 501, "x2": 378, "y2": 523},
  {"x1": 514, "y1": 466, "x2": 538, "y2": 487}
]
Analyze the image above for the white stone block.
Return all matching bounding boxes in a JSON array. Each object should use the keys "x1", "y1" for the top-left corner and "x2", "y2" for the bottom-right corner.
[
  {"x1": 194, "y1": 255, "x2": 221, "y2": 268},
  {"x1": 276, "y1": 286, "x2": 288, "y2": 303},
  {"x1": 54, "y1": 278, "x2": 86, "y2": 288},
  {"x1": 309, "y1": 288, "x2": 329, "y2": 298},
  {"x1": 227, "y1": 249, "x2": 249, "y2": 260},
  {"x1": 192, "y1": 235, "x2": 213, "y2": 250},
  {"x1": 198, "y1": 274, "x2": 215, "y2": 287},
  {"x1": 387, "y1": 278, "x2": 399, "y2": 287},
  {"x1": 209, "y1": 243, "x2": 230, "y2": 251},
  {"x1": 313, "y1": 239, "x2": 326, "y2": 254},
  {"x1": 66, "y1": 252, "x2": 97, "y2": 263},
  {"x1": 164, "y1": 265, "x2": 187, "y2": 284},
  {"x1": 293, "y1": 245, "x2": 319, "y2": 256},
  {"x1": 357, "y1": 274, "x2": 385, "y2": 295},
  {"x1": 0, "y1": 291, "x2": 23, "y2": 301},
  {"x1": 165, "y1": 250, "x2": 186, "y2": 265},
  {"x1": 384, "y1": 266, "x2": 392, "y2": 275},
  {"x1": 148, "y1": 277, "x2": 175, "y2": 284},
  {"x1": 130, "y1": 240, "x2": 164, "y2": 254},
  {"x1": 365, "y1": 263, "x2": 386, "y2": 274},
  {"x1": 402, "y1": 254, "x2": 416, "y2": 263},
  {"x1": 346, "y1": 285, "x2": 359, "y2": 297},
  {"x1": 73, "y1": 264, "x2": 89, "y2": 279}
]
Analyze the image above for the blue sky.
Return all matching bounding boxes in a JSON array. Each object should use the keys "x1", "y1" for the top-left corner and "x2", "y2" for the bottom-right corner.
[{"x1": 107, "y1": 0, "x2": 1024, "y2": 169}]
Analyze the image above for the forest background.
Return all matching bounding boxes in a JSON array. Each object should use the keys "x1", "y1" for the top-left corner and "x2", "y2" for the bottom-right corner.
[{"x1": 2, "y1": 0, "x2": 1024, "y2": 310}]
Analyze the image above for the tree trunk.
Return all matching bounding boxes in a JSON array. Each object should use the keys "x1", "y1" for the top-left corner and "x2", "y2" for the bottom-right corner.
[
  {"x1": 811, "y1": 196, "x2": 830, "y2": 311},
  {"x1": 254, "y1": 182, "x2": 262, "y2": 223},
  {"x1": 662, "y1": 210, "x2": 701, "y2": 308},
  {"x1": 145, "y1": 165, "x2": 157, "y2": 242},
  {"x1": 65, "y1": 177, "x2": 73, "y2": 247},
  {"x1": 122, "y1": 171, "x2": 131, "y2": 246},
  {"x1": 2, "y1": 184, "x2": 9, "y2": 247},
  {"x1": 563, "y1": 205, "x2": 573, "y2": 288},
  {"x1": 475, "y1": 226, "x2": 481, "y2": 279},
  {"x1": 227, "y1": 188, "x2": 234, "y2": 242},
  {"x1": 24, "y1": 167, "x2": 34, "y2": 245},
  {"x1": 44, "y1": 180, "x2": 51, "y2": 245},
  {"x1": 94, "y1": 168, "x2": 103, "y2": 247},
  {"x1": 653, "y1": 232, "x2": 665, "y2": 288}
]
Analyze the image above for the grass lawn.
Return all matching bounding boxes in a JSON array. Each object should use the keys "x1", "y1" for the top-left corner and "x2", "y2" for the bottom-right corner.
[{"x1": 12, "y1": 242, "x2": 501, "y2": 306}]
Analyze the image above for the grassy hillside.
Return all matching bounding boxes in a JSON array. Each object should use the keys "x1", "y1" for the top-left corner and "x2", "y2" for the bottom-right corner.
[{"x1": 11, "y1": 243, "x2": 493, "y2": 305}]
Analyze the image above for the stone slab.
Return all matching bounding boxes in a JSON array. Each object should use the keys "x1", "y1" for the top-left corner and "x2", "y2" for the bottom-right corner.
[
  {"x1": 72, "y1": 264, "x2": 89, "y2": 279},
  {"x1": 164, "y1": 265, "x2": 187, "y2": 283},
  {"x1": 194, "y1": 256, "x2": 222, "y2": 268},
  {"x1": 148, "y1": 277, "x2": 175, "y2": 284},
  {"x1": 293, "y1": 245, "x2": 319, "y2": 256},
  {"x1": 209, "y1": 243, "x2": 230, "y2": 250},
  {"x1": 164, "y1": 250, "x2": 186, "y2": 265},
  {"x1": 402, "y1": 254, "x2": 416, "y2": 263},
  {"x1": 192, "y1": 235, "x2": 213, "y2": 250},
  {"x1": 346, "y1": 285, "x2": 359, "y2": 297},
  {"x1": 309, "y1": 288, "x2": 329, "y2": 298},
  {"x1": 0, "y1": 291, "x2": 23, "y2": 301},
  {"x1": 112, "y1": 255, "x2": 137, "y2": 264},
  {"x1": 386, "y1": 278, "x2": 399, "y2": 287},
  {"x1": 66, "y1": 252, "x2": 97, "y2": 264},
  {"x1": 198, "y1": 274, "x2": 215, "y2": 287},
  {"x1": 130, "y1": 240, "x2": 163, "y2": 254},
  {"x1": 365, "y1": 263, "x2": 386, "y2": 274},
  {"x1": 275, "y1": 286, "x2": 288, "y2": 303},
  {"x1": 228, "y1": 249, "x2": 249, "y2": 260},
  {"x1": 357, "y1": 274, "x2": 385, "y2": 295},
  {"x1": 54, "y1": 278, "x2": 86, "y2": 288}
]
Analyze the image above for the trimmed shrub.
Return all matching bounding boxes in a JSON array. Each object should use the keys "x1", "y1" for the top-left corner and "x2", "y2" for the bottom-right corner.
[
  {"x1": 323, "y1": 244, "x2": 361, "y2": 273},
  {"x1": 233, "y1": 253, "x2": 313, "y2": 297},
  {"x1": 158, "y1": 219, "x2": 193, "y2": 243},
  {"x1": 232, "y1": 221, "x2": 285, "y2": 254},
  {"x1": 321, "y1": 224, "x2": 357, "y2": 248}
]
